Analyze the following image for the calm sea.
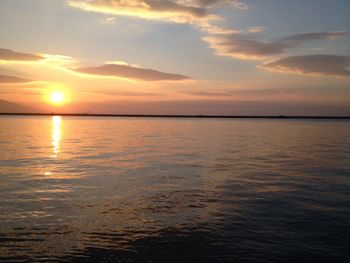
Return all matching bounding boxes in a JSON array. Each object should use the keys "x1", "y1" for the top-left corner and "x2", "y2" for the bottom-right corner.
[{"x1": 0, "y1": 116, "x2": 349, "y2": 262}]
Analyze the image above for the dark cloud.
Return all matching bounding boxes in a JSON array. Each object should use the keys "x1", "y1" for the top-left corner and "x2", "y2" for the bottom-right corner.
[
  {"x1": 0, "y1": 48, "x2": 43, "y2": 61},
  {"x1": 74, "y1": 64, "x2": 191, "y2": 81},
  {"x1": 204, "y1": 32, "x2": 347, "y2": 60},
  {"x1": 261, "y1": 55, "x2": 350, "y2": 77},
  {"x1": 0, "y1": 74, "x2": 33, "y2": 84}
]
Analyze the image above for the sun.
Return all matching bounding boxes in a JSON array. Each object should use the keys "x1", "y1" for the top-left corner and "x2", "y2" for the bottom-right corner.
[
  {"x1": 45, "y1": 86, "x2": 71, "y2": 106},
  {"x1": 50, "y1": 91, "x2": 65, "y2": 104}
]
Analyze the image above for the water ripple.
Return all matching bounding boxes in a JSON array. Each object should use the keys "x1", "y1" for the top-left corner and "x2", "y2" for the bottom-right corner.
[{"x1": 0, "y1": 117, "x2": 349, "y2": 262}]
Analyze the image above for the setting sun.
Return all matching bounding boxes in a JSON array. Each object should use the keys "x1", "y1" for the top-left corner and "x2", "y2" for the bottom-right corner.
[{"x1": 50, "y1": 91, "x2": 65, "y2": 104}]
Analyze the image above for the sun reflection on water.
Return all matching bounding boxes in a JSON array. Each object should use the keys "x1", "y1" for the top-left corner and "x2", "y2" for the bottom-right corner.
[{"x1": 51, "y1": 116, "x2": 61, "y2": 158}]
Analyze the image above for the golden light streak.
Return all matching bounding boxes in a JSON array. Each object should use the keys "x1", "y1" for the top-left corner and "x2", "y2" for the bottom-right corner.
[{"x1": 51, "y1": 116, "x2": 61, "y2": 158}]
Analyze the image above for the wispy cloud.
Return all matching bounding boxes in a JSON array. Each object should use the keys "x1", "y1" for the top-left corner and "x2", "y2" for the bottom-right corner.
[
  {"x1": 0, "y1": 48, "x2": 44, "y2": 61},
  {"x1": 85, "y1": 89, "x2": 159, "y2": 96},
  {"x1": 182, "y1": 90, "x2": 233, "y2": 97},
  {"x1": 179, "y1": 87, "x2": 311, "y2": 98},
  {"x1": 203, "y1": 32, "x2": 347, "y2": 60},
  {"x1": 247, "y1": 26, "x2": 266, "y2": 33},
  {"x1": 0, "y1": 47, "x2": 191, "y2": 83},
  {"x1": 261, "y1": 55, "x2": 350, "y2": 77},
  {"x1": 67, "y1": 0, "x2": 246, "y2": 23},
  {"x1": 74, "y1": 63, "x2": 192, "y2": 81},
  {"x1": 0, "y1": 89, "x2": 42, "y2": 95},
  {"x1": 0, "y1": 74, "x2": 32, "y2": 84}
]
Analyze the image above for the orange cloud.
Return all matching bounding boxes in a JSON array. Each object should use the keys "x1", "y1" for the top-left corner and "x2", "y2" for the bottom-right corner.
[
  {"x1": 0, "y1": 48, "x2": 44, "y2": 61},
  {"x1": 67, "y1": 0, "x2": 246, "y2": 23}
]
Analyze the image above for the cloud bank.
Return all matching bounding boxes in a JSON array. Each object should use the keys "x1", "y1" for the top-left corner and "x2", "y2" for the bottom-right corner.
[
  {"x1": 261, "y1": 55, "x2": 350, "y2": 77},
  {"x1": 0, "y1": 48, "x2": 44, "y2": 61},
  {"x1": 203, "y1": 32, "x2": 347, "y2": 60},
  {"x1": 66, "y1": 0, "x2": 349, "y2": 81},
  {"x1": 74, "y1": 63, "x2": 191, "y2": 81}
]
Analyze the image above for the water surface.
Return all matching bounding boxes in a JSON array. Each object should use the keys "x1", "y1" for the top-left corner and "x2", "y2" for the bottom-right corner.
[{"x1": 0, "y1": 116, "x2": 349, "y2": 262}]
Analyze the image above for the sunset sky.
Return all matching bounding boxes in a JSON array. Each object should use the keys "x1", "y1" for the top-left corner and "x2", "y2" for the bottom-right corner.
[{"x1": 0, "y1": 0, "x2": 349, "y2": 115}]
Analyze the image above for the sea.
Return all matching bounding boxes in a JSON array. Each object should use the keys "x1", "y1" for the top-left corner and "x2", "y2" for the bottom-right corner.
[{"x1": 0, "y1": 116, "x2": 349, "y2": 262}]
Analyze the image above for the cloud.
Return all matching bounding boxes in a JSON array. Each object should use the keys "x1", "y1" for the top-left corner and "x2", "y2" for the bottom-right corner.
[
  {"x1": 0, "y1": 48, "x2": 44, "y2": 61},
  {"x1": 261, "y1": 55, "x2": 350, "y2": 77},
  {"x1": 85, "y1": 89, "x2": 158, "y2": 96},
  {"x1": 247, "y1": 26, "x2": 266, "y2": 33},
  {"x1": 183, "y1": 90, "x2": 233, "y2": 97},
  {"x1": 67, "y1": 0, "x2": 246, "y2": 23},
  {"x1": 203, "y1": 31, "x2": 347, "y2": 60},
  {"x1": 179, "y1": 87, "x2": 306, "y2": 97},
  {"x1": 73, "y1": 63, "x2": 191, "y2": 81},
  {"x1": 0, "y1": 90, "x2": 42, "y2": 95},
  {"x1": 0, "y1": 74, "x2": 33, "y2": 84},
  {"x1": 0, "y1": 48, "x2": 190, "y2": 83},
  {"x1": 66, "y1": 0, "x2": 249, "y2": 45}
]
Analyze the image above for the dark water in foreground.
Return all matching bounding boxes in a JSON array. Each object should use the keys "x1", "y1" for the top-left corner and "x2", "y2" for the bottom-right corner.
[{"x1": 0, "y1": 116, "x2": 349, "y2": 262}]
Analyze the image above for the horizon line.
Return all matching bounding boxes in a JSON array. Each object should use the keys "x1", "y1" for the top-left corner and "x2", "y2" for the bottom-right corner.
[{"x1": 0, "y1": 113, "x2": 349, "y2": 119}]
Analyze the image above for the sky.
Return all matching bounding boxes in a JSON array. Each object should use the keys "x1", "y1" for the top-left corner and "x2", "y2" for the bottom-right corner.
[{"x1": 0, "y1": 0, "x2": 349, "y2": 115}]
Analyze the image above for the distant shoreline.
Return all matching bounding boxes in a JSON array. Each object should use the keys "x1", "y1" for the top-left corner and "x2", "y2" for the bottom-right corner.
[{"x1": 0, "y1": 112, "x2": 349, "y2": 119}]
